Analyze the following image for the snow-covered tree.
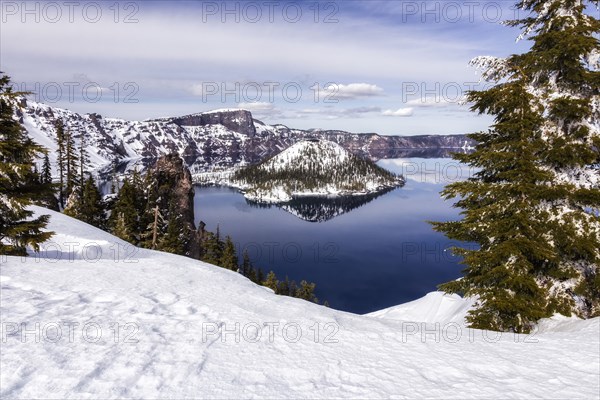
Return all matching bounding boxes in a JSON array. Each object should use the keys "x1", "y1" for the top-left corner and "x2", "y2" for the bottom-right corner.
[
  {"x1": 0, "y1": 74, "x2": 53, "y2": 255},
  {"x1": 433, "y1": 0, "x2": 600, "y2": 332}
]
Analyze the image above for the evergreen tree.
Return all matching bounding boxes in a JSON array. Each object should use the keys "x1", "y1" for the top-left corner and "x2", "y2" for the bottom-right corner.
[
  {"x1": 278, "y1": 276, "x2": 291, "y2": 296},
  {"x1": 158, "y1": 210, "x2": 185, "y2": 255},
  {"x1": 256, "y1": 268, "x2": 265, "y2": 286},
  {"x1": 112, "y1": 212, "x2": 134, "y2": 243},
  {"x1": 109, "y1": 179, "x2": 140, "y2": 243},
  {"x1": 240, "y1": 249, "x2": 253, "y2": 276},
  {"x1": 296, "y1": 280, "x2": 319, "y2": 303},
  {"x1": 0, "y1": 74, "x2": 53, "y2": 255},
  {"x1": 263, "y1": 270, "x2": 279, "y2": 292},
  {"x1": 54, "y1": 119, "x2": 66, "y2": 207},
  {"x1": 432, "y1": 0, "x2": 600, "y2": 332},
  {"x1": 220, "y1": 236, "x2": 238, "y2": 271},
  {"x1": 78, "y1": 132, "x2": 90, "y2": 197},
  {"x1": 41, "y1": 154, "x2": 52, "y2": 185},
  {"x1": 65, "y1": 176, "x2": 104, "y2": 228},
  {"x1": 201, "y1": 231, "x2": 224, "y2": 265},
  {"x1": 64, "y1": 128, "x2": 78, "y2": 197}
]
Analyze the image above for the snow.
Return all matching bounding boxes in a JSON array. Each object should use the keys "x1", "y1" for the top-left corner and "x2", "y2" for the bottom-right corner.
[
  {"x1": 210, "y1": 140, "x2": 405, "y2": 203},
  {"x1": 367, "y1": 292, "x2": 476, "y2": 326},
  {"x1": 1, "y1": 207, "x2": 599, "y2": 399}
]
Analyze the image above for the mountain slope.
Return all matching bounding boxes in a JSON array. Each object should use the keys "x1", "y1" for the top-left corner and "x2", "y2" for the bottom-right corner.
[
  {"x1": 0, "y1": 207, "x2": 598, "y2": 399},
  {"x1": 230, "y1": 140, "x2": 404, "y2": 202},
  {"x1": 12, "y1": 98, "x2": 476, "y2": 175}
]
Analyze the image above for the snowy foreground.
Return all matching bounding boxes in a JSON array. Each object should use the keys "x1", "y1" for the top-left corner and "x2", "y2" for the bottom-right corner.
[{"x1": 1, "y1": 208, "x2": 598, "y2": 399}]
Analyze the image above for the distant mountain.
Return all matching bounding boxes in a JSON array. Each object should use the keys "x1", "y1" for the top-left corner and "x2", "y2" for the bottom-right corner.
[
  {"x1": 226, "y1": 140, "x2": 404, "y2": 202},
  {"x1": 13, "y1": 98, "x2": 476, "y2": 174}
]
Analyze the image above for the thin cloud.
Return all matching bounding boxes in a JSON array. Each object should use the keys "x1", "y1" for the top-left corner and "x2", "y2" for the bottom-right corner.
[
  {"x1": 321, "y1": 83, "x2": 385, "y2": 100},
  {"x1": 382, "y1": 108, "x2": 414, "y2": 117}
]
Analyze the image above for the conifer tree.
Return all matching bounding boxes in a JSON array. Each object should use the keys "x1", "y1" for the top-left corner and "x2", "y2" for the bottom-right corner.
[
  {"x1": 109, "y1": 179, "x2": 140, "y2": 244},
  {"x1": 158, "y1": 212, "x2": 185, "y2": 255},
  {"x1": 240, "y1": 249, "x2": 252, "y2": 276},
  {"x1": 54, "y1": 120, "x2": 66, "y2": 207},
  {"x1": 263, "y1": 271, "x2": 279, "y2": 292},
  {"x1": 65, "y1": 176, "x2": 104, "y2": 228},
  {"x1": 112, "y1": 213, "x2": 134, "y2": 243},
  {"x1": 201, "y1": 231, "x2": 224, "y2": 266},
  {"x1": 41, "y1": 154, "x2": 52, "y2": 185},
  {"x1": 432, "y1": 0, "x2": 600, "y2": 332},
  {"x1": 78, "y1": 132, "x2": 90, "y2": 197},
  {"x1": 296, "y1": 280, "x2": 319, "y2": 303},
  {"x1": 257, "y1": 268, "x2": 265, "y2": 285},
  {"x1": 0, "y1": 74, "x2": 53, "y2": 255},
  {"x1": 278, "y1": 276, "x2": 291, "y2": 296},
  {"x1": 220, "y1": 236, "x2": 238, "y2": 271}
]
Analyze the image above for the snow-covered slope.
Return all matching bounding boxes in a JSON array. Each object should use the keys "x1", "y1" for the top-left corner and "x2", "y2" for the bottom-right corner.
[
  {"x1": 226, "y1": 140, "x2": 405, "y2": 202},
  {"x1": 11, "y1": 98, "x2": 476, "y2": 177},
  {"x1": 1, "y1": 207, "x2": 599, "y2": 399}
]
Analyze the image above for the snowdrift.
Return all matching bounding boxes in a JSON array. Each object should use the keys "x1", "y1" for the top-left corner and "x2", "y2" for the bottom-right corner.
[{"x1": 0, "y1": 207, "x2": 598, "y2": 399}]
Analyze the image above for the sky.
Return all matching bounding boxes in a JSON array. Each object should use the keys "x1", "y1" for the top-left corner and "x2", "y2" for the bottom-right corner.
[{"x1": 0, "y1": 0, "x2": 553, "y2": 135}]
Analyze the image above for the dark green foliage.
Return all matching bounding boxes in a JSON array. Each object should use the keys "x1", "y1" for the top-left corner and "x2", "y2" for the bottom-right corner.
[
  {"x1": 64, "y1": 176, "x2": 105, "y2": 229},
  {"x1": 240, "y1": 250, "x2": 253, "y2": 277},
  {"x1": 31, "y1": 153, "x2": 59, "y2": 211},
  {"x1": 54, "y1": 120, "x2": 66, "y2": 207},
  {"x1": 296, "y1": 280, "x2": 319, "y2": 303},
  {"x1": 109, "y1": 178, "x2": 141, "y2": 243},
  {"x1": 157, "y1": 202, "x2": 186, "y2": 255},
  {"x1": 263, "y1": 271, "x2": 279, "y2": 292},
  {"x1": 220, "y1": 236, "x2": 238, "y2": 271},
  {"x1": 201, "y1": 231, "x2": 224, "y2": 266},
  {"x1": 41, "y1": 154, "x2": 52, "y2": 185},
  {"x1": 433, "y1": 0, "x2": 600, "y2": 332},
  {"x1": 0, "y1": 73, "x2": 53, "y2": 255}
]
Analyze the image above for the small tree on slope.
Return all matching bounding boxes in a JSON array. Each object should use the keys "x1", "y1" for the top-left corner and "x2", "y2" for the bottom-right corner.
[
  {"x1": 0, "y1": 74, "x2": 53, "y2": 255},
  {"x1": 432, "y1": 0, "x2": 600, "y2": 332}
]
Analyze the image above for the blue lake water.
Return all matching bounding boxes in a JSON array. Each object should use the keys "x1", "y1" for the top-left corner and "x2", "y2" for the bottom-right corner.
[{"x1": 194, "y1": 158, "x2": 473, "y2": 314}]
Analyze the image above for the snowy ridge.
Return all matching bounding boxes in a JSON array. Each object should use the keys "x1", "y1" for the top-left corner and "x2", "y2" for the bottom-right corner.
[
  {"x1": 0, "y1": 207, "x2": 598, "y2": 398},
  {"x1": 9, "y1": 98, "x2": 476, "y2": 178}
]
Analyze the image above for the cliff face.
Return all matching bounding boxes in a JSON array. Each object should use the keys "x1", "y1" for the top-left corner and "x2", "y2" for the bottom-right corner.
[
  {"x1": 17, "y1": 98, "x2": 476, "y2": 174},
  {"x1": 172, "y1": 110, "x2": 256, "y2": 137}
]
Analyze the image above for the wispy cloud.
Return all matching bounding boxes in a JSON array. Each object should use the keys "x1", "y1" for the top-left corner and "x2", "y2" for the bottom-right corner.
[{"x1": 382, "y1": 108, "x2": 414, "y2": 117}]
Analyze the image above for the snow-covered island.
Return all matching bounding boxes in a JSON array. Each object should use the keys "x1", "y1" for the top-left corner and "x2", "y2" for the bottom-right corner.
[
  {"x1": 1, "y1": 207, "x2": 598, "y2": 398},
  {"x1": 196, "y1": 140, "x2": 405, "y2": 203}
]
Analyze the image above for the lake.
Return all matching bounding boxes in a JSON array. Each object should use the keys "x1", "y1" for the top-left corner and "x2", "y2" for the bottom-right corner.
[{"x1": 193, "y1": 157, "x2": 475, "y2": 314}]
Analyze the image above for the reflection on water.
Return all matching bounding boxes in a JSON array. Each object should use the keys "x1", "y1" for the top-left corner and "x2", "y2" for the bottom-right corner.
[
  {"x1": 193, "y1": 157, "x2": 471, "y2": 314},
  {"x1": 246, "y1": 188, "x2": 395, "y2": 222}
]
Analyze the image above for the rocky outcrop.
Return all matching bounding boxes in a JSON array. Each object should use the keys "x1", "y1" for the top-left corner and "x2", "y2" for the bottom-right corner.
[
  {"x1": 172, "y1": 110, "x2": 256, "y2": 137},
  {"x1": 148, "y1": 154, "x2": 203, "y2": 258}
]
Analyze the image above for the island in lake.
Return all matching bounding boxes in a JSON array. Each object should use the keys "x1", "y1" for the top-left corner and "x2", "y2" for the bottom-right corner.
[{"x1": 201, "y1": 140, "x2": 405, "y2": 203}]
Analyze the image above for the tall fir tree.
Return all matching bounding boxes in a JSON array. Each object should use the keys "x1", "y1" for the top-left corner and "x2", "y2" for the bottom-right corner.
[
  {"x1": 157, "y1": 199, "x2": 187, "y2": 255},
  {"x1": 220, "y1": 236, "x2": 238, "y2": 271},
  {"x1": 201, "y1": 231, "x2": 224, "y2": 266},
  {"x1": 64, "y1": 127, "x2": 78, "y2": 198},
  {"x1": 109, "y1": 178, "x2": 141, "y2": 243},
  {"x1": 64, "y1": 176, "x2": 105, "y2": 229},
  {"x1": 41, "y1": 154, "x2": 52, "y2": 185},
  {"x1": 0, "y1": 74, "x2": 54, "y2": 255},
  {"x1": 240, "y1": 249, "x2": 252, "y2": 276},
  {"x1": 54, "y1": 119, "x2": 66, "y2": 207},
  {"x1": 432, "y1": 0, "x2": 600, "y2": 332},
  {"x1": 263, "y1": 271, "x2": 279, "y2": 292}
]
